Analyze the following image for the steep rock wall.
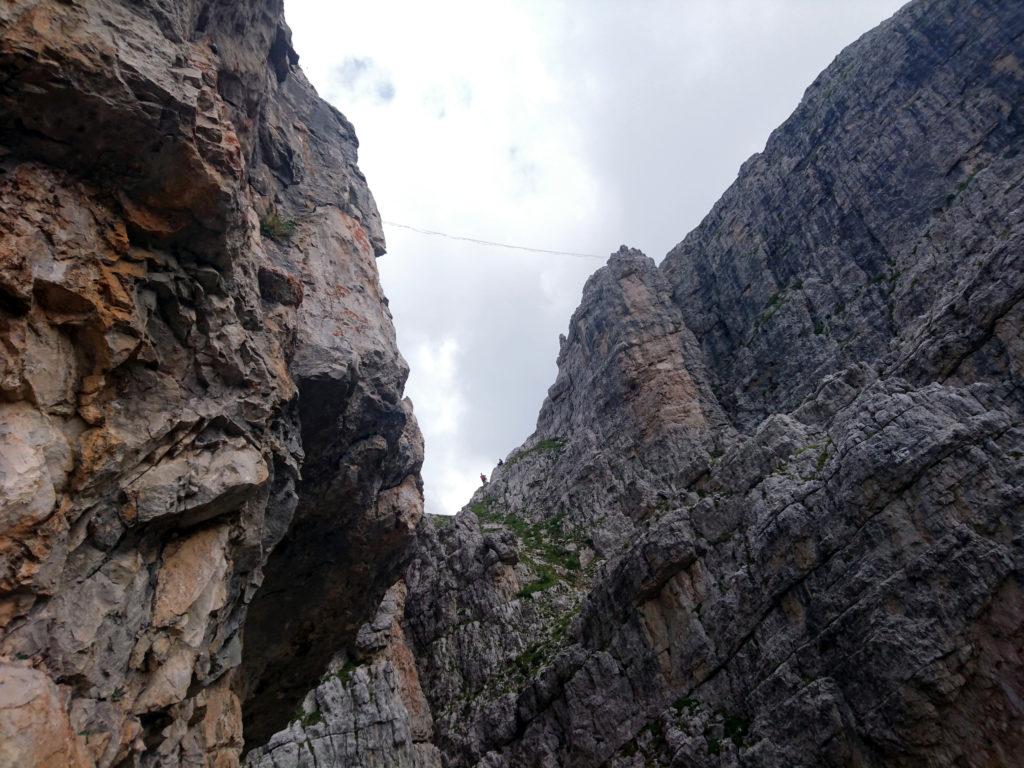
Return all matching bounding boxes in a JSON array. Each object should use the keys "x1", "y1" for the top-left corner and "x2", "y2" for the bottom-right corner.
[
  {"x1": 662, "y1": 0, "x2": 1024, "y2": 426},
  {"x1": 254, "y1": 1, "x2": 1024, "y2": 766},
  {"x1": 0, "y1": 1, "x2": 422, "y2": 766}
]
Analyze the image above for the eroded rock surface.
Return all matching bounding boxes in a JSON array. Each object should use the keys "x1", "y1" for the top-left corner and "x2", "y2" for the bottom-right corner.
[
  {"x1": 258, "y1": 1, "x2": 1024, "y2": 766},
  {"x1": 0, "y1": 1, "x2": 421, "y2": 766},
  {"x1": 6, "y1": 0, "x2": 1024, "y2": 766}
]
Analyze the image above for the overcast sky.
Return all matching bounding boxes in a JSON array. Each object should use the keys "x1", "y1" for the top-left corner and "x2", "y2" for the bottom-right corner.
[{"x1": 285, "y1": 0, "x2": 906, "y2": 515}]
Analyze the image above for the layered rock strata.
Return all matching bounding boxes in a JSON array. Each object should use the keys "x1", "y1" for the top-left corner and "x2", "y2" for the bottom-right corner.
[
  {"x1": 0, "y1": 1, "x2": 422, "y2": 766},
  {"x1": 256, "y1": 1, "x2": 1024, "y2": 766},
  {"x1": 5, "y1": 0, "x2": 1024, "y2": 766}
]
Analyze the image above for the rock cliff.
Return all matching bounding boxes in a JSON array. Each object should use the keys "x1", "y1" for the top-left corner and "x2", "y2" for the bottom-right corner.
[
  {"x1": 5, "y1": 0, "x2": 1024, "y2": 767},
  {"x1": 250, "y1": 1, "x2": 1024, "y2": 766},
  {"x1": 0, "y1": 1, "x2": 422, "y2": 766}
]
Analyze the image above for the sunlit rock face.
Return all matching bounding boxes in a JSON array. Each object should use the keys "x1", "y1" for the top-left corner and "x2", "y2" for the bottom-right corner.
[
  {"x1": 253, "y1": 1, "x2": 1024, "y2": 767},
  {"x1": 0, "y1": 1, "x2": 422, "y2": 765}
]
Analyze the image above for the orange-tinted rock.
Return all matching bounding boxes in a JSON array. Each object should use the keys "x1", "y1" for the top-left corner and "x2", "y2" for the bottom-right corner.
[
  {"x1": 0, "y1": 665, "x2": 91, "y2": 768},
  {"x1": 0, "y1": 0, "x2": 422, "y2": 764}
]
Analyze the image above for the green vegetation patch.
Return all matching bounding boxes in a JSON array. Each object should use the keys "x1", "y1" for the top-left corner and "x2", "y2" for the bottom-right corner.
[
  {"x1": 292, "y1": 696, "x2": 326, "y2": 728},
  {"x1": 758, "y1": 290, "x2": 786, "y2": 325},
  {"x1": 707, "y1": 736, "x2": 722, "y2": 756},
  {"x1": 469, "y1": 498, "x2": 494, "y2": 519},
  {"x1": 703, "y1": 710, "x2": 751, "y2": 756},
  {"x1": 619, "y1": 719, "x2": 669, "y2": 763},
  {"x1": 507, "y1": 437, "x2": 566, "y2": 465},
  {"x1": 517, "y1": 566, "x2": 558, "y2": 598},
  {"x1": 947, "y1": 168, "x2": 981, "y2": 203},
  {"x1": 473, "y1": 502, "x2": 583, "y2": 578},
  {"x1": 325, "y1": 658, "x2": 359, "y2": 687},
  {"x1": 647, "y1": 719, "x2": 665, "y2": 749},
  {"x1": 672, "y1": 696, "x2": 700, "y2": 715},
  {"x1": 512, "y1": 606, "x2": 578, "y2": 678},
  {"x1": 816, "y1": 437, "x2": 833, "y2": 473},
  {"x1": 428, "y1": 513, "x2": 455, "y2": 528},
  {"x1": 298, "y1": 707, "x2": 324, "y2": 728},
  {"x1": 260, "y1": 211, "x2": 298, "y2": 241},
  {"x1": 723, "y1": 714, "x2": 750, "y2": 748}
]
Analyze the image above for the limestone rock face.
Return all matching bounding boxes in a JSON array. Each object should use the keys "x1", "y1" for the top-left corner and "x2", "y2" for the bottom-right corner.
[
  {"x1": 7, "y1": 0, "x2": 1024, "y2": 766},
  {"x1": 257, "y1": 1, "x2": 1024, "y2": 766},
  {"x1": 245, "y1": 581, "x2": 442, "y2": 768},
  {"x1": 0, "y1": 1, "x2": 421, "y2": 766},
  {"x1": 661, "y1": 0, "x2": 1024, "y2": 428}
]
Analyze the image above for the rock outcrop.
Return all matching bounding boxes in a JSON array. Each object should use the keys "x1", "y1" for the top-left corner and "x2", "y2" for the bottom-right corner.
[
  {"x1": 0, "y1": 1, "x2": 422, "y2": 766},
  {"x1": 254, "y1": 1, "x2": 1024, "y2": 766},
  {"x1": 6, "y1": 0, "x2": 1024, "y2": 767}
]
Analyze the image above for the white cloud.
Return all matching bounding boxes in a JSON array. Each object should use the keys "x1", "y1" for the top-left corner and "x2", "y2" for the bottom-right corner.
[
  {"x1": 407, "y1": 336, "x2": 494, "y2": 514},
  {"x1": 330, "y1": 57, "x2": 396, "y2": 103},
  {"x1": 284, "y1": 0, "x2": 907, "y2": 513},
  {"x1": 410, "y1": 337, "x2": 462, "y2": 437}
]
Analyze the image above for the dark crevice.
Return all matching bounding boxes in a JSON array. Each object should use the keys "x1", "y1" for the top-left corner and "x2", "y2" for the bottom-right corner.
[{"x1": 238, "y1": 372, "x2": 416, "y2": 752}]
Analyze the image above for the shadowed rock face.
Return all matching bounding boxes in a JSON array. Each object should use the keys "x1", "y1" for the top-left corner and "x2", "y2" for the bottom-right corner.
[
  {"x1": 248, "y1": 1, "x2": 1024, "y2": 767},
  {"x1": 0, "y1": 1, "x2": 421, "y2": 766},
  {"x1": 662, "y1": 0, "x2": 1024, "y2": 427}
]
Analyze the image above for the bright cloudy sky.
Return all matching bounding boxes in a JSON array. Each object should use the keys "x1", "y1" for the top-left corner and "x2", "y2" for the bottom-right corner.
[{"x1": 285, "y1": 0, "x2": 906, "y2": 515}]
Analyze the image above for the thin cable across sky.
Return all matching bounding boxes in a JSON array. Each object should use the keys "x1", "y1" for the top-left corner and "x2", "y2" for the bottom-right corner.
[{"x1": 382, "y1": 220, "x2": 604, "y2": 259}]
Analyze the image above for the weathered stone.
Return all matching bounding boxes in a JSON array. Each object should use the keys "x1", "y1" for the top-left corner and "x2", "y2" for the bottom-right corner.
[
  {"x1": 152, "y1": 526, "x2": 230, "y2": 643},
  {"x1": 7, "y1": 0, "x2": 1024, "y2": 766},
  {"x1": 0, "y1": 425, "x2": 55, "y2": 535},
  {"x1": 245, "y1": 582, "x2": 441, "y2": 768},
  {"x1": 0, "y1": 664, "x2": 91, "y2": 768},
  {"x1": 123, "y1": 440, "x2": 269, "y2": 524},
  {"x1": 257, "y1": 1, "x2": 1024, "y2": 766},
  {"x1": 0, "y1": 0, "x2": 422, "y2": 765}
]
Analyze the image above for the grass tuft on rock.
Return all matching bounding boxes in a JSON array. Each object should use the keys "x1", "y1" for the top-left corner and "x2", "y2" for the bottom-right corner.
[
  {"x1": 507, "y1": 437, "x2": 566, "y2": 465},
  {"x1": 517, "y1": 566, "x2": 558, "y2": 598},
  {"x1": 260, "y1": 211, "x2": 298, "y2": 241}
]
